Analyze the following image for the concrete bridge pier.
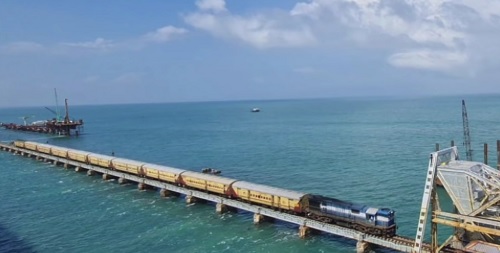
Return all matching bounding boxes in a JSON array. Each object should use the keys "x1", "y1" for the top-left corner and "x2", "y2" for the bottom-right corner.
[
  {"x1": 87, "y1": 170, "x2": 95, "y2": 176},
  {"x1": 118, "y1": 178, "x2": 128, "y2": 184},
  {"x1": 138, "y1": 182, "x2": 148, "y2": 190},
  {"x1": 64, "y1": 163, "x2": 69, "y2": 169},
  {"x1": 216, "y1": 203, "x2": 228, "y2": 213},
  {"x1": 185, "y1": 195, "x2": 198, "y2": 204},
  {"x1": 253, "y1": 213, "x2": 273, "y2": 224},
  {"x1": 356, "y1": 241, "x2": 370, "y2": 253},
  {"x1": 102, "y1": 173, "x2": 113, "y2": 180},
  {"x1": 299, "y1": 225, "x2": 310, "y2": 238},
  {"x1": 160, "y1": 189, "x2": 179, "y2": 198},
  {"x1": 74, "y1": 166, "x2": 82, "y2": 172},
  {"x1": 53, "y1": 160, "x2": 58, "y2": 166}
]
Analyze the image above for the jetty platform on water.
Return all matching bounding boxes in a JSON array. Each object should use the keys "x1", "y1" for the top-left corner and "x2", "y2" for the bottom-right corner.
[
  {"x1": 1, "y1": 119, "x2": 83, "y2": 136},
  {"x1": 1, "y1": 98, "x2": 83, "y2": 136}
]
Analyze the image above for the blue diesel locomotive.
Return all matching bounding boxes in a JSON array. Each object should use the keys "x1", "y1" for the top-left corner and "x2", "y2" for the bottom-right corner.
[{"x1": 302, "y1": 194, "x2": 396, "y2": 237}]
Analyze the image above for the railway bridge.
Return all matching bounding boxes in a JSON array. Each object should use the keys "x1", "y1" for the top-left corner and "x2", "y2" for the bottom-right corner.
[{"x1": 2, "y1": 142, "x2": 494, "y2": 252}]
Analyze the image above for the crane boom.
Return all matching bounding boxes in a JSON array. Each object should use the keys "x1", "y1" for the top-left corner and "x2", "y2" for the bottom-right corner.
[
  {"x1": 45, "y1": 107, "x2": 57, "y2": 115},
  {"x1": 54, "y1": 88, "x2": 62, "y2": 122}
]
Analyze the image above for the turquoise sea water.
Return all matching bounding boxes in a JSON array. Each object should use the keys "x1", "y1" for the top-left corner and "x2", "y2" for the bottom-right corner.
[{"x1": 1, "y1": 95, "x2": 500, "y2": 253}]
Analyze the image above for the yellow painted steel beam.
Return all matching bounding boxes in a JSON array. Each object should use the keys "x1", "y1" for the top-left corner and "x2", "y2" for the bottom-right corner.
[
  {"x1": 433, "y1": 218, "x2": 500, "y2": 236},
  {"x1": 468, "y1": 194, "x2": 500, "y2": 216},
  {"x1": 435, "y1": 211, "x2": 500, "y2": 226},
  {"x1": 436, "y1": 235, "x2": 456, "y2": 253}
]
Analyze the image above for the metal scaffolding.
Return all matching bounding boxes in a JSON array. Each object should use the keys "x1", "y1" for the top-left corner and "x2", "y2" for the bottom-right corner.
[{"x1": 414, "y1": 146, "x2": 500, "y2": 252}]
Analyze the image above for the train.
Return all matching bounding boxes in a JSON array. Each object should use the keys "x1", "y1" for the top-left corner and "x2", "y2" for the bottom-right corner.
[{"x1": 14, "y1": 140, "x2": 397, "y2": 237}]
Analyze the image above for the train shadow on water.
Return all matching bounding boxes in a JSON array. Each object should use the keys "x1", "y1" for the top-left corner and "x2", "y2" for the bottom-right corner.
[{"x1": 0, "y1": 223, "x2": 37, "y2": 253}]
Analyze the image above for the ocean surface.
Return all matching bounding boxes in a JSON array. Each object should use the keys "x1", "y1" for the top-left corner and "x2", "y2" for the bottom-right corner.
[{"x1": 1, "y1": 95, "x2": 500, "y2": 253}]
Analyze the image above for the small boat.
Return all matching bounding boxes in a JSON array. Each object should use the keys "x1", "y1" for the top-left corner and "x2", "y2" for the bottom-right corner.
[
  {"x1": 251, "y1": 108, "x2": 260, "y2": 112},
  {"x1": 201, "y1": 167, "x2": 221, "y2": 175}
]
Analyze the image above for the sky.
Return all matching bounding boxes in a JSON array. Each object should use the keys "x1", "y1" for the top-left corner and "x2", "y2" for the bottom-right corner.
[{"x1": 1, "y1": 0, "x2": 500, "y2": 107}]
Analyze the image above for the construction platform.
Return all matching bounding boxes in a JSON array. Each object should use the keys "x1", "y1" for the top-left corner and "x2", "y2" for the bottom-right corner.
[
  {"x1": 1, "y1": 98, "x2": 83, "y2": 136},
  {"x1": 1, "y1": 119, "x2": 83, "y2": 136}
]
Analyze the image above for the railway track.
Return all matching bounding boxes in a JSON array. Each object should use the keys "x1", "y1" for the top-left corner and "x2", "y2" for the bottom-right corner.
[
  {"x1": 1, "y1": 143, "x2": 464, "y2": 253},
  {"x1": 392, "y1": 236, "x2": 420, "y2": 246}
]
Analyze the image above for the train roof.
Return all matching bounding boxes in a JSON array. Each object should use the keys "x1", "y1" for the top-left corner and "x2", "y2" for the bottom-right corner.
[
  {"x1": 24, "y1": 141, "x2": 50, "y2": 148},
  {"x1": 66, "y1": 148, "x2": 92, "y2": 154},
  {"x1": 365, "y1": 207, "x2": 378, "y2": 215},
  {"x1": 111, "y1": 157, "x2": 146, "y2": 166},
  {"x1": 308, "y1": 194, "x2": 367, "y2": 209},
  {"x1": 308, "y1": 194, "x2": 351, "y2": 204},
  {"x1": 142, "y1": 163, "x2": 186, "y2": 174},
  {"x1": 180, "y1": 171, "x2": 237, "y2": 185},
  {"x1": 34, "y1": 143, "x2": 56, "y2": 149},
  {"x1": 24, "y1": 142, "x2": 84, "y2": 154},
  {"x1": 86, "y1": 152, "x2": 115, "y2": 160},
  {"x1": 232, "y1": 181, "x2": 307, "y2": 200}
]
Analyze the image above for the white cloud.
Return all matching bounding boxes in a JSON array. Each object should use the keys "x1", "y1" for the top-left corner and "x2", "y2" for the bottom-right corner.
[
  {"x1": 407, "y1": 23, "x2": 464, "y2": 48},
  {"x1": 196, "y1": 0, "x2": 226, "y2": 13},
  {"x1": 290, "y1": 0, "x2": 468, "y2": 48},
  {"x1": 0, "y1": 41, "x2": 44, "y2": 54},
  {"x1": 61, "y1": 38, "x2": 114, "y2": 50},
  {"x1": 184, "y1": 0, "x2": 483, "y2": 71},
  {"x1": 388, "y1": 49, "x2": 467, "y2": 71},
  {"x1": 185, "y1": 1, "x2": 316, "y2": 49},
  {"x1": 143, "y1": 26, "x2": 188, "y2": 43},
  {"x1": 287, "y1": 0, "x2": 500, "y2": 72},
  {"x1": 457, "y1": 0, "x2": 500, "y2": 20},
  {"x1": 1, "y1": 24, "x2": 188, "y2": 56}
]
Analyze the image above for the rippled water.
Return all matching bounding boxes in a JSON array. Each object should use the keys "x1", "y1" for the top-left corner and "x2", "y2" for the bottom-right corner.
[{"x1": 2, "y1": 95, "x2": 500, "y2": 253}]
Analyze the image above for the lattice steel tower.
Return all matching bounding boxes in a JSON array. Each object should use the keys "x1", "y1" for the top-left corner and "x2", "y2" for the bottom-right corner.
[{"x1": 462, "y1": 100, "x2": 473, "y2": 161}]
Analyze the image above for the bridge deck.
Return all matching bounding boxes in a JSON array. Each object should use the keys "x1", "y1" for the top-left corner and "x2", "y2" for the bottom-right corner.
[{"x1": 0, "y1": 143, "x2": 429, "y2": 253}]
